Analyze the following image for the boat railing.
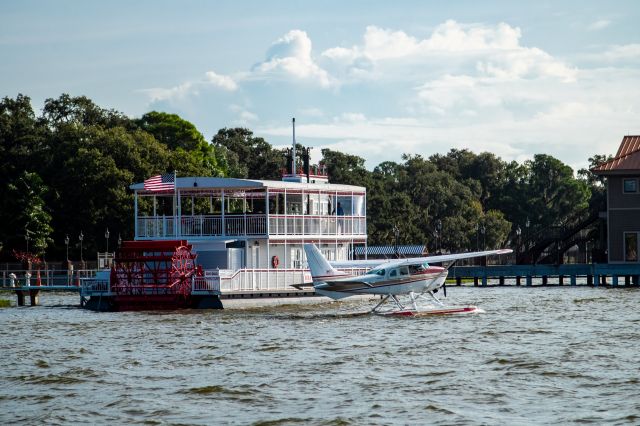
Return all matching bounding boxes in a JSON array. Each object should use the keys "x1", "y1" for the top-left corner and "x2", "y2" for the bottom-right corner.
[
  {"x1": 268, "y1": 215, "x2": 366, "y2": 236},
  {"x1": 192, "y1": 275, "x2": 221, "y2": 293},
  {"x1": 136, "y1": 214, "x2": 366, "y2": 238},
  {"x1": 192, "y1": 267, "x2": 369, "y2": 294}
]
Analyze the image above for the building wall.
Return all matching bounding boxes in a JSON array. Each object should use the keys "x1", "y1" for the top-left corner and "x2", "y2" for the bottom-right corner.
[
  {"x1": 608, "y1": 176, "x2": 640, "y2": 209},
  {"x1": 608, "y1": 176, "x2": 640, "y2": 263}
]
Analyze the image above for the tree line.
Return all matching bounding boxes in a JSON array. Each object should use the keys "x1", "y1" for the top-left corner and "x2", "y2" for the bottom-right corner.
[{"x1": 0, "y1": 94, "x2": 608, "y2": 261}]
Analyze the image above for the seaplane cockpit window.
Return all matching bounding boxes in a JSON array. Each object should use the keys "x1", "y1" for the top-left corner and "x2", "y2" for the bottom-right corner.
[
  {"x1": 369, "y1": 268, "x2": 385, "y2": 277},
  {"x1": 389, "y1": 269, "x2": 398, "y2": 277}
]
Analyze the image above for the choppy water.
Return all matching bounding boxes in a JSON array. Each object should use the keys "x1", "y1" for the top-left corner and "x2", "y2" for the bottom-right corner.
[{"x1": 1, "y1": 287, "x2": 639, "y2": 425}]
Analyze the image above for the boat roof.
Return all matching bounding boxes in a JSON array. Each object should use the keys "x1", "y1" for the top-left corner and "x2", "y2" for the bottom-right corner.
[{"x1": 130, "y1": 177, "x2": 366, "y2": 193}]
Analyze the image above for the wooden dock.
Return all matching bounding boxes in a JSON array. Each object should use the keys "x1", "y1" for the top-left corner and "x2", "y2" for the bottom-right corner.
[{"x1": 450, "y1": 264, "x2": 640, "y2": 286}]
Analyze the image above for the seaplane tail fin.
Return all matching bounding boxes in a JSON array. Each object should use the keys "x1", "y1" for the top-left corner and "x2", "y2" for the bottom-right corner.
[{"x1": 304, "y1": 244, "x2": 345, "y2": 283}]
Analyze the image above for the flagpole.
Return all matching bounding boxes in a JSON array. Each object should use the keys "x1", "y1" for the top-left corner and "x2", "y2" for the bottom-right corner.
[{"x1": 174, "y1": 170, "x2": 178, "y2": 238}]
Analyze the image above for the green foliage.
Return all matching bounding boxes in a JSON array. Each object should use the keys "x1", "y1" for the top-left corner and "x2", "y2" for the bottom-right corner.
[
  {"x1": 138, "y1": 111, "x2": 223, "y2": 176},
  {"x1": 6, "y1": 171, "x2": 53, "y2": 255},
  {"x1": 0, "y1": 94, "x2": 224, "y2": 259},
  {"x1": 212, "y1": 128, "x2": 284, "y2": 179},
  {"x1": 0, "y1": 93, "x2": 599, "y2": 260},
  {"x1": 42, "y1": 93, "x2": 134, "y2": 130},
  {"x1": 321, "y1": 148, "x2": 371, "y2": 187}
]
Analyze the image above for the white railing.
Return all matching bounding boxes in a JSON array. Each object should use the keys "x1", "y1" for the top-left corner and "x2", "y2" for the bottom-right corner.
[
  {"x1": 192, "y1": 267, "x2": 369, "y2": 294},
  {"x1": 268, "y1": 215, "x2": 366, "y2": 236},
  {"x1": 219, "y1": 269, "x2": 310, "y2": 292},
  {"x1": 137, "y1": 217, "x2": 177, "y2": 238},
  {"x1": 136, "y1": 214, "x2": 366, "y2": 238},
  {"x1": 77, "y1": 267, "x2": 371, "y2": 297},
  {"x1": 193, "y1": 276, "x2": 221, "y2": 293}
]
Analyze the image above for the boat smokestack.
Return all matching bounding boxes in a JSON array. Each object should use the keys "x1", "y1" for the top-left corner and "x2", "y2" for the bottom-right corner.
[{"x1": 292, "y1": 117, "x2": 296, "y2": 177}]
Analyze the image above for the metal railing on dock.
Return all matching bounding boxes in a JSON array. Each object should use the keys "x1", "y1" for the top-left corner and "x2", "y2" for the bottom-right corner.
[
  {"x1": 450, "y1": 264, "x2": 640, "y2": 286},
  {"x1": 0, "y1": 269, "x2": 96, "y2": 290}
]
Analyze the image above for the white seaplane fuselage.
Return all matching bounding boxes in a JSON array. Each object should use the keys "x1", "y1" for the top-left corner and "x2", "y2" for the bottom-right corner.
[
  {"x1": 313, "y1": 263, "x2": 448, "y2": 300},
  {"x1": 303, "y1": 243, "x2": 512, "y2": 314}
]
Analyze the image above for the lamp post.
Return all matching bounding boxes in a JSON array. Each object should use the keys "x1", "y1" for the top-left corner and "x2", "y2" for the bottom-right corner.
[
  {"x1": 393, "y1": 224, "x2": 400, "y2": 258},
  {"x1": 436, "y1": 219, "x2": 442, "y2": 254},
  {"x1": 105, "y1": 228, "x2": 110, "y2": 254},
  {"x1": 25, "y1": 232, "x2": 30, "y2": 254},
  {"x1": 118, "y1": 233, "x2": 122, "y2": 248},
  {"x1": 79, "y1": 231, "x2": 84, "y2": 262},
  {"x1": 515, "y1": 226, "x2": 521, "y2": 263},
  {"x1": 65, "y1": 235, "x2": 70, "y2": 261},
  {"x1": 481, "y1": 225, "x2": 486, "y2": 250},
  {"x1": 476, "y1": 224, "x2": 479, "y2": 251}
]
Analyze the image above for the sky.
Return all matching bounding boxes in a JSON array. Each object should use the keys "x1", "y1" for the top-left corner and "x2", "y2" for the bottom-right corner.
[{"x1": 1, "y1": 0, "x2": 639, "y2": 171}]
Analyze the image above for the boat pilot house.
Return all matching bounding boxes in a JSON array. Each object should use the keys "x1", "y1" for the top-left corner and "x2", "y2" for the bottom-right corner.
[
  {"x1": 130, "y1": 171, "x2": 367, "y2": 288},
  {"x1": 593, "y1": 135, "x2": 640, "y2": 263}
]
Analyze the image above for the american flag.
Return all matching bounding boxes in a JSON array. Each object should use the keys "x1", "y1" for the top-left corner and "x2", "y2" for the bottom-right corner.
[{"x1": 144, "y1": 173, "x2": 175, "y2": 191}]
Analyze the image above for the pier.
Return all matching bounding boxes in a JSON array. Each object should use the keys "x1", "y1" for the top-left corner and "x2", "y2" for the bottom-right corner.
[
  {"x1": 0, "y1": 270, "x2": 85, "y2": 306},
  {"x1": 450, "y1": 264, "x2": 640, "y2": 286},
  {"x1": 2, "y1": 263, "x2": 640, "y2": 308}
]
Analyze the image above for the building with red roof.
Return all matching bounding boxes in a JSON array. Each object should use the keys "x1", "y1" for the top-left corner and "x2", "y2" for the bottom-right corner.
[{"x1": 592, "y1": 136, "x2": 640, "y2": 263}]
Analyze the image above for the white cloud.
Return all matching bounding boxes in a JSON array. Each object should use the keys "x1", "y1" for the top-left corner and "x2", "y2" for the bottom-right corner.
[
  {"x1": 230, "y1": 104, "x2": 258, "y2": 125},
  {"x1": 253, "y1": 30, "x2": 334, "y2": 87},
  {"x1": 141, "y1": 21, "x2": 639, "y2": 174},
  {"x1": 477, "y1": 47, "x2": 577, "y2": 82},
  {"x1": 600, "y1": 43, "x2": 640, "y2": 61},
  {"x1": 335, "y1": 112, "x2": 366, "y2": 123},
  {"x1": 141, "y1": 70, "x2": 237, "y2": 103},
  {"x1": 299, "y1": 107, "x2": 325, "y2": 117},
  {"x1": 322, "y1": 21, "x2": 576, "y2": 82},
  {"x1": 257, "y1": 66, "x2": 640, "y2": 171},
  {"x1": 588, "y1": 19, "x2": 611, "y2": 30},
  {"x1": 205, "y1": 71, "x2": 238, "y2": 91},
  {"x1": 142, "y1": 82, "x2": 195, "y2": 102}
]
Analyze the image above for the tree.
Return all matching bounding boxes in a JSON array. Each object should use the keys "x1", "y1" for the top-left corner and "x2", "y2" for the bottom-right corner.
[
  {"x1": 321, "y1": 148, "x2": 371, "y2": 187},
  {"x1": 137, "y1": 111, "x2": 223, "y2": 177},
  {"x1": 212, "y1": 128, "x2": 285, "y2": 179},
  {"x1": 524, "y1": 154, "x2": 590, "y2": 230},
  {"x1": 5, "y1": 171, "x2": 53, "y2": 256},
  {"x1": 41, "y1": 93, "x2": 134, "y2": 130},
  {"x1": 0, "y1": 95, "x2": 49, "y2": 256}
]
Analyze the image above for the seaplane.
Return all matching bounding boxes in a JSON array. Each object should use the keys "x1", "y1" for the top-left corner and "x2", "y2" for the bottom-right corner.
[{"x1": 302, "y1": 243, "x2": 512, "y2": 316}]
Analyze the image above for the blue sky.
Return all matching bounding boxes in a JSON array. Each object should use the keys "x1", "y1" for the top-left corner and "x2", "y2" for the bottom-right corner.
[{"x1": 2, "y1": 0, "x2": 639, "y2": 170}]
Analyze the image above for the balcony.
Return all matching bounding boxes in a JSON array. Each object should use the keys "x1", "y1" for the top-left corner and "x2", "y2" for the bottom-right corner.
[{"x1": 136, "y1": 214, "x2": 366, "y2": 239}]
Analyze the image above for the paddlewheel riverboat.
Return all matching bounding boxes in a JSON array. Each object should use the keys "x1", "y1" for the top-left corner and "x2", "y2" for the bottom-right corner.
[{"x1": 81, "y1": 167, "x2": 368, "y2": 310}]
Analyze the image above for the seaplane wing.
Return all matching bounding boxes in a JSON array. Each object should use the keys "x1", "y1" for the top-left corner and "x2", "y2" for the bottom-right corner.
[
  {"x1": 303, "y1": 244, "x2": 512, "y2": 315},
  {"x1": 328, "y1": 248, "x2": 513, "y2": 269}
]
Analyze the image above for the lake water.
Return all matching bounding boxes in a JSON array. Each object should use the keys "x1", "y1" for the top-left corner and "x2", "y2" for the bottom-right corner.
[{"x1": 1, "y1": 287, "x2": 639, "y2": 425}]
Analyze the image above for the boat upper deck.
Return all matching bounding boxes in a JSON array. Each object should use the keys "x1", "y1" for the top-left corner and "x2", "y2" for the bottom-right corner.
[{"x1": 131, "y1": 176, "x2": 367, "y2": 241}]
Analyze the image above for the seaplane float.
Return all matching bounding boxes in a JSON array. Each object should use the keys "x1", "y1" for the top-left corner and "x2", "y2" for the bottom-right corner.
[{"x1": 301, "y1": 243, "x2": 512, "y2": 317}]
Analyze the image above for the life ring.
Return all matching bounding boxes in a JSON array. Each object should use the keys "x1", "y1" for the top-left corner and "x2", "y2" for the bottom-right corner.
[{"x1": 271, "y1": 255, "x2": 280, "y2": 268}]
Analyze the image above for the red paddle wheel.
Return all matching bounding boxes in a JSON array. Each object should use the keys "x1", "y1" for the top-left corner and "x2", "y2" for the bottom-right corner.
[{"x1": 110, "y1": 240, "x2": 197, "y2": 311}]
